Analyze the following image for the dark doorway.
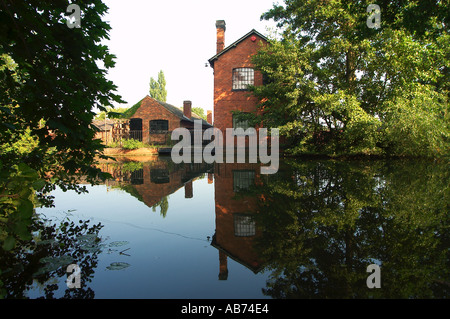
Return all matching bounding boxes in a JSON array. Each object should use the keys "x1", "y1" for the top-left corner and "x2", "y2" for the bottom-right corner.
[{"x1": 129, "y1": 118, "x2": 143, "y2": 141}]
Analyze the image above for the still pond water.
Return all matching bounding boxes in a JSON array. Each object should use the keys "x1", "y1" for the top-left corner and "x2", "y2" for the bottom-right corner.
[{"x1": 1, "y1": 156, "x2": 449, "y2": 299}]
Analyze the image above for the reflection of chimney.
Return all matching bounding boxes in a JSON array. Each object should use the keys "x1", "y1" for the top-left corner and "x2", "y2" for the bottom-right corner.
[
  {"x1": 207, "y1": 110, "x2": 212, "y2": 125},
  {"x1": 183, "y1": 100, "x2": 192, "y2": 119},
  {"x1": 218, "y1": 250, "x2": 228, "y2": 280},
  {"x1": 185, "y1": 180, "x2": 193, "y2": 198},
  {"x1": 208, "y1": 173, "x2": 213, "y2": 184},
  {"x1": 216, "y1": 20, "x2": 226, "y2": 54}
]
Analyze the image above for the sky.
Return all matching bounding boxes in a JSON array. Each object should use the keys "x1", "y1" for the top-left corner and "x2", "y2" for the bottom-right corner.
[{"x1": 101, "y1": 0, "x2": 280, "y2": 114}]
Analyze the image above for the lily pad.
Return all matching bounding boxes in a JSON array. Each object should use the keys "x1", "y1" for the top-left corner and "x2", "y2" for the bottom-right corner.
[
  {"x1": 77, "y1": 234, "x2": 100, "y2": 243},
  {"x1": 40, "y1": 255, "x2": 74, "y2": 265},
  {"x1": 106, "y1": 262, "x2": 130, "y2": 271},
  {"x1": 108, "y1": 241, "x2": 129, "y2": 247},
  {"x1": 80, "y1": 244, "x2": 102, "y2": 253},
  {"x1": 36, "y1": 239, "x2": 58, "y2": 246},
  {"x1": 34, "y1": 255, "x2": 75, "y2": 276}
]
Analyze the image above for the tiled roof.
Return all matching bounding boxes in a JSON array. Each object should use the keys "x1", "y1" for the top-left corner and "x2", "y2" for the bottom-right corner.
[
  {"x1": 157, "y1": 99, "x2": 212, "y2": 127},
  {"x1": 129, "y1": 96, "x2": 212, "y2": 127},
  {"x1": 92, "y1": 119, "x2": 114, "y2": 131},
  {"x1": 208, "y1": 29, "x2": 268, "y2": 67}
]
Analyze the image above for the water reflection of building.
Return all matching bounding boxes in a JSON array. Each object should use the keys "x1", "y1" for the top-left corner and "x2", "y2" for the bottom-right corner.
[
  {"x1": 211, "y1": 162, "x2": 264, "y2": 279},
  {"x1": 98, "y1": 158, "x2": 213, "y2": 208},
  {"x1": 99, "y1": 158, "x2": 264, "y2": 279}
]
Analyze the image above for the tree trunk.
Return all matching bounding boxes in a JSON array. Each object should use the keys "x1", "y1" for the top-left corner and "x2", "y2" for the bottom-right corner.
[{"x1": 346, "y1": 49, "x2": 356, "y2": 93}]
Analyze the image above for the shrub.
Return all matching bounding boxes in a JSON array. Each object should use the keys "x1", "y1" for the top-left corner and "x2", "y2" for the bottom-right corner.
[{"x1": 121, "y1": 139, "x2": 147, "y2": 150}]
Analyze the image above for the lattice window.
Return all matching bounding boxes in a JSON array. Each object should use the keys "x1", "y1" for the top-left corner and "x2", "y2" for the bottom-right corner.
[
  {"x1": 234, "y1": 214, "x2": 256, "y2": 237},
  {"x1": 150, "y1": 120, "x2": 169, "y2": 133},
  {"x1": 232, "y1": 68, "x2": 254, "y2": 91},
  {"x1": 233, "y1": 170, "x2": 255, "y2": 192},
  {"x1": 130, "y1": 169, "x2": 144, "y2": 185}
]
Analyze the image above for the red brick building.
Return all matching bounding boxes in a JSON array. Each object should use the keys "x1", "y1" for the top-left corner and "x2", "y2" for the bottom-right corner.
[
  {"x1": 97, "y1": 159, "x2": 213, "y2": 209},
  {"x1": 208, "y1": 21, "x2": 268, "y2": 135},
  {"x1": 211, "y1": 162, "x2": 265, "y2": 278},
  {"x1": 128, "y1": 96, "x2": 212, "y2": 144}
]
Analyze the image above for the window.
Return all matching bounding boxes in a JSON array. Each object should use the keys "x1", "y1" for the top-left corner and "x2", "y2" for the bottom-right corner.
[
  {"x1": 232, "y1": 113, "x2": 250, "y2": 130},
  {"x1": 130, "y1": 118, "x2": 143, "y2": 131},
  {"x1": 233, "y1": 170, "x2": 255, "y2": 192},
  {"x1": 129, "y1": 118, "x2": 143, "y2": 141},
  {"x1": 150, "y1": 120, "x2": 169, "y2": 133},
  {"x1": 234, "y1": 214, "x2": 256, "y2": 237},
  {"x1": 130, "y1": 169, "x2": 144, "y2": 185},
  {"x1": 150, "y1": 169, "x2": 170, "y2": 184},
  {"x1": 232, "y1": 68, "x2": 254, "y2": 91}
]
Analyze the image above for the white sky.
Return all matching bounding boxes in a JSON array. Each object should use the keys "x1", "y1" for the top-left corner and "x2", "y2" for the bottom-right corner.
[{"x1": 101, "y1": 0, "x2": 279, "y2": 114}]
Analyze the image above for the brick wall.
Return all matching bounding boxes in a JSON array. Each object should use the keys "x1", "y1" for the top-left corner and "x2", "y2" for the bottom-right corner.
[
  {"x1": 130, "y1": 96, "x2": 182, "y2": 143},
  {"x1": 213, "y1": 162, "x2": 263, "y2": 275},
  {"x1": 213, "y1": 34, "x2": 267, "y2": 134}
]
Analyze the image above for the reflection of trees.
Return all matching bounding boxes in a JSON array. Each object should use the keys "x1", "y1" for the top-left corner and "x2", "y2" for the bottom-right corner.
[
  {"x1": 152, "y1": 196, "x2": 169, "y2": 218},
  {"x1": 0, "y1": 216, "x2": 103, "y2": 299},
  {"x1": 254, "y1": 159, "x2": 449, "y2": 299}
]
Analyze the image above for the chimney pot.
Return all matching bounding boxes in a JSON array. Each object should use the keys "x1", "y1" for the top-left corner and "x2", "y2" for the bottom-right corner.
[{"x1": 216, "y1": 20, "x2": 226, "y2": 54}]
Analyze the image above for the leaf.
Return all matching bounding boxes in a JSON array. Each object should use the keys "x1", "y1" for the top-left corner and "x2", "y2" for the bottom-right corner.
[
  {"x1": 108, "y1": 241, "x2": 129, "y2": 247},
  {"x1": 17, "y1": 199, "x2": 34, "y2": 219},
  {"x1": 32, "y1": 179, "x2": 46, "y2": 190},
  {"x1": 2, "y1": 236, "x2": 16, "y2": 251},
  {"x1": 13, "y1": 221, "x2": 32, "y2": 241},
  {"x1": 106, "y1": 262, "x2": 130, "y2": 271}
]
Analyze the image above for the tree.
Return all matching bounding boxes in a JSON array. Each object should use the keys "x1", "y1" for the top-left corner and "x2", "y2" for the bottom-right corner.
[
  {"x1": 149, "y1": 70, "x2": 167, "y2": 102},
  {"x1": 192, "y1": 107, "x2": 207, "y2": 121},
  {"x1": 251, "y1": 0, "x2": 449, "y2": 157},
  {"x1": 0, "y1": 0, "x2": 124, "y2": 250},
  {"x1": 252, "y1": 159, "x2": 449, "y2": 298},
  {"x1": 95, "y1": 106, "x2": 128, "y2": 120}
]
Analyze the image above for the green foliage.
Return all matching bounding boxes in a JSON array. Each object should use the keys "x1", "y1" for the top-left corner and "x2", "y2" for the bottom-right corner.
[
  {"x1": 253, "y1": 159, "x2": 449, "y2": 298},
  {"x1": 152, "y1": 196, "x2": 169, "y2": 218},
  {"x1": 0, "y1": 0, "x2": 124, "y2": 178},
  {"x1": 192, "y1": 107, "x2": 207, "y2": 121},
  {"x1": 252, "y1": 0, "x2": 450, "y2": 157},
  {"x1": 0, "y1": 163, "x2": 44, "y2": 251},
  {"x1": 120, "y1": 161, "x2": 144, "y2": 172},
  {"x1": 95, "y1": 106, "x2": 128, "y2": 120},
  {"x1": 381, "y1": 85, "x2": 449, "y2": 156},
  {"x1": 0, "y1": 216, "x2": 103, "y2": 298},
  {"x1": 121, "y1": 139, "x2": 147, "y2": 150},
  {"x1": 149, "y1": 70, "x2": 167, "y2": 102},
  {"x1": 0, "y1": 1, "x2": 123, "y2": 249},
  {"x1": 105, "y1": 140, "x2": 120, "y2": 148},
  {"x1": 121, "y1": 99, "x2": 143, "y2": 119},
  {"x1": 0, "y1": 127, "x2": 39, "y2": 157}
]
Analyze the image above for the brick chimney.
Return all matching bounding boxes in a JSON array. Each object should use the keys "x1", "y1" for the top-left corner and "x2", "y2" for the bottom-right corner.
[
  {"x1": 216, "y1": 20, "x2": 226, "y2": 54},
  {"x1": 218, "y1": 250, "x2": 228, "y2": 280},
  {"x1": 183, "y1": 100, "x2": 192, "y2": 119},
  {"x1": 207, "y1": 110, "x2": 212, "y2": 125},
  {"x1": 185, "y1": 180, "x2": 193, "y2": 198},
  {"x1": 208, "y1": 173, "x2": 213, "y2": 184}
]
